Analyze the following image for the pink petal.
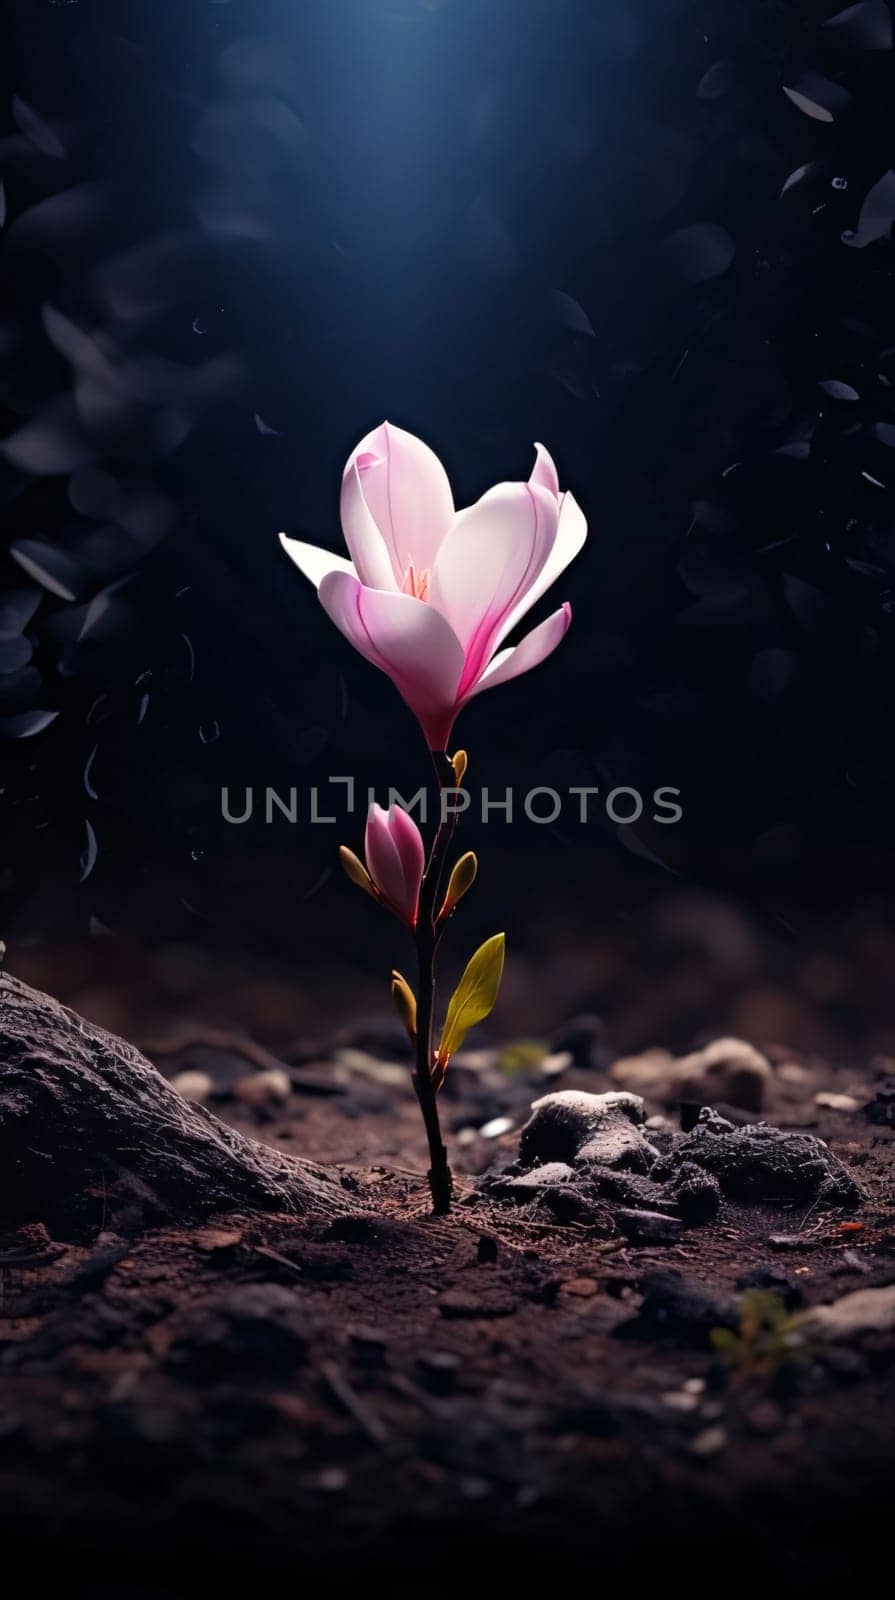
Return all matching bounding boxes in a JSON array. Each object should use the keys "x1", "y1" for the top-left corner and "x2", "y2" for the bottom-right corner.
[
  {"x1": 318, "y1": 571, "x2": 465, "y2": 749},
  {"x1": 496, "y1": 490, "x2": 586, "y2": 645},
  {"x1": 529, "y1": 441, "x2": 559, "y2": 498},
  {"x1": 389, "y1": 804, "x2": 425, "y2": 919},
  {"x1": 340, "y1": 454, "x2": 400, "y2": 590},
  {"x1": 278, "y1": 532, "x2": 356, "y2": 590},
  {"x1": 365, "y1": 803, "x2": 414, "y2": 921},
  {"x1": 465, "y1": 603, "x2": 572, "y2": 698},
  {"x1": 429, "y1": 480, "x2": 559, "y2": 694},
  {"x1": 341, "y1": 421, "x2": 454, "y2": 586}
]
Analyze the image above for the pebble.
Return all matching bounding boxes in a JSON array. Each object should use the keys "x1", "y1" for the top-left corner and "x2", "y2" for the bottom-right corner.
[
  {"x1": 612, "y1": 1036, "x2": 770, "y2": 1112},
  {"x1": 170, "y1": 1069, "x2": 214, "y2": 1103},
  {"x1": 416, "y1": 1352, "x2": 460, "y2": 1395},
  {"x1": 234, "y1": 1067, "x2": 292, "y2": 1106},
  {"x1": 689, "y1": 1425, "x2": 728, "y2": 1457},
  {"x1": 520, "y1": 1089, "x2": 658, "y2": 1173},
  {"x1": 815, "y1": 1091, "x2": 860, "y2": 1112},
  {"x1": 798, "y1": 1285, "x2": 895, "y2": 1342}
]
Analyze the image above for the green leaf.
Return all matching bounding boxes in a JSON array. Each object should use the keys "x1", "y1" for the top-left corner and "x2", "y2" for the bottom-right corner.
[{"x1": 437, "y1": 932, "x2": 505, "y2": 1064}]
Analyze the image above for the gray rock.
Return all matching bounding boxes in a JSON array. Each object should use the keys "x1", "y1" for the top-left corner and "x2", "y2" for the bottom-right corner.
[
  {"x1": 653, "y1": 1106, "x2": 863, "y2": 1206},
  {"x1": 666, "y1": 1161, "x2": 722, "y2": 1223},
  {"x1": 614, "y1": 1209, "x2": 684, "y2": 1246},
  {"x1": 491, "y1": 1162, "x2": 577, "y2": 1200},
  {"x1": 798, "y1": 1285, "x2": 895, "y2": 1342},
  {"x1": 519, "y1": 1090, "x2": 658, "y2": 1173}
]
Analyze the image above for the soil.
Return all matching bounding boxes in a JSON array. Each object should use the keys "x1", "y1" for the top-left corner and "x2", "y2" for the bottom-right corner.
[{"x1": 1, "y1": 997, "x2": 894, "y2": 1595}]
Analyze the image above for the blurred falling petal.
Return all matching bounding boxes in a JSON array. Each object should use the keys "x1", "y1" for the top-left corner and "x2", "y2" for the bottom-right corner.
[
  {"x1": 83, "y1": 744, "x2": 99, "y2": 799},
  {"x1": 79, "y1": 819, "x2": 99, "y2": 883},
  {"x1": 823, "y1": 1, "x2": 892, "y2": 49},
  {"x1": 843, "y1": 169, "x2": 895, "y2": 247},
  {"x1": 662, "y1": 223, "x2": 735, "y2": 285},
  {"x1": 42, "y1": 304, "x2": 119, "y2": 380},
  {"x1": 697, "y1": 61, "x2": 735, "y2": 100},
  {"x1": 254, "y1": 411, "x2": 282, "y2": 435},
  {"x1": 783, "y1": 574, "x2": 830, "y2": 628},
  {"x1": 873, "y1": 421, "x2": 895, "y2": 445},
  {"x1": 0, "y1": 587, "x2": 41, "y2": 638},
  {"x1": 89, "y1": 916, "x2": 113, "y2": 938},
  {"x1": 775, "y1": 441, "x2": 812, "y2": 459},
  {"x1": 137, "y1": 693, "x2": 150, "y2": 724},
  {"x1": 819, "y1": 378, "x2": 860, "y2": 400},
  {"x1": 549, "y1": 290, "x2": 595, "y2": 336},
  {"x1": 182, "y1": 633, "x2": 196, "y2": 681},
  {"x1": 68, "y1": 466, "x2": 122, "y2": 519},
  {"x1": 96, "y1": 232, "x2": 195, "y2": 320},
  {"x1": 1, "y1": 402, "x2": 94, "y2": 474},
  {"x1": 303, "y1": 865, "x2": 333, "y2": 902},
  {"x1": 782, "y1": 75, "x2": 851, "y2": 122},
  {"x1": 0, "y1": 636, "x2": 33, "y2": 672},
  {"x1": 199, "y1": 720, "x2": 220, "y2": 744},
  {"x1": 0, "y1": 665, "x2": 40, "y2": 707},
  {"x1": 6, "y1": 184, "x2": 104, "y2": 251},
  {"x1": 861, "y1": 470, "x2": 887, "y2": 487},
  {"x1": 9, "y1": 540, "x2": 83, "y2": 601},
  {"x1": 0, "y1": 709, "x2": 58, "y2": 738},
  {"x1": 11, "y1": 95, "x2": 66, "y2": 160},
  {"x1": 86, "y1": 693, "x2": 109, "y2": 726},
  {"x1": 780, "y1": 160, "x2": 827, "y2": 197}
]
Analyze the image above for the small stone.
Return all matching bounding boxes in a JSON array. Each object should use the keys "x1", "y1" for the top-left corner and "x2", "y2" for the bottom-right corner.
[
  {"x1": 768, "y1": 1234, "x2": 807, "y2": 1251},
  {"x1": 348, "y1": 1326, "x2": 388, "y2": 1369},
  {"x1": 416, "y1": 1352, "x2": 460, "y2": 1395},
  {"x1": 492, "y1": 1162, "x2": 576, "y2": 1200},
  {"x1": 815, "y1": 1091, "x2": 860, "y2": 1112},
  {"x1": 690, "y1": 1425, "x2": 728, "y2": 1456},
  {"x1": 520, "y1": 1089, "x2": 657, "y2": 1173},
  {"x1": 666, "y1": 1162, "x2": 722, "y2": 1224},
  {"x1": 612, "y1": 1037, "x2": 770, "y2": 1112},
  {"x1": 617, "y1": 1270, "x2": 739, "y2": 1345},
  {"x1": 479, "y1": 1115, "x2": 514, "y2": 1139},
  {"x1": 170, "y1": 1069, "x2": 214, "y2": 1104},
  {"x1": 746, "y1": 1401, "x2": 784, "y2": 1435},
  {"x1": 560, "y1": 1276, "x2": 599, "y2": 1298},
  {"x1": 614, "y1": 1208, "x2": 684, "y2": 1246},
  {"x1": 234, "y1": 1068, "x2": 291, "y2": 1106},
  {"x1": 476, "y1": 1234, "x2": 499, "y2": 1264},
  {"x1": 798, "y1": 1285, "x2": 895, "y2": 1342}
]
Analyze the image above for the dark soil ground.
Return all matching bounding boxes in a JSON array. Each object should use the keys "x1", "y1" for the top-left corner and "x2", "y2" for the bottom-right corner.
[{"x1": 2, "y1": 965, "x2": 894, "y2": 1597}]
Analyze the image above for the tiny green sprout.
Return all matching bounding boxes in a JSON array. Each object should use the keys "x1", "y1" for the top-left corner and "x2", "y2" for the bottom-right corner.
[
  {"x1": 497, "y1": 1038, "x2": 550, "y2": 1076},
  {"x1": 710, "y1": 1290, "x2": 810, "y2": 1378}
]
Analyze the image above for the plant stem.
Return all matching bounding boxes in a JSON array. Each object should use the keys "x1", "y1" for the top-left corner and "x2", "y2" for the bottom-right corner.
[{"x1": 412, "y1": 750, "x2": 458, "y2": 1214}]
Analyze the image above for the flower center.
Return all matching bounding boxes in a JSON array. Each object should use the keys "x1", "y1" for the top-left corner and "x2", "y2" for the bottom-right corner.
[{"x1": 400, "y1": 560, "x2": 431, "y2": 601}]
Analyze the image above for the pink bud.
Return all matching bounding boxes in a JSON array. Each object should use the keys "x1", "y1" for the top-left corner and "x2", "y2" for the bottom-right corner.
[{"x1": 364, "y1": 803, "x2": 425, "y2": 927}]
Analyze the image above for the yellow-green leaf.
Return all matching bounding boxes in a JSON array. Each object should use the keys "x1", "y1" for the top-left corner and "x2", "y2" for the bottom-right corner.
[
  {"x1": 437, "y1": 932, "x2": 505, "y2": 1065},
  {"x1": 390, "y1": 969, "x2": 417, "y2": 1042},
  {"x1": 438, "y1": 850, "x2": 477, "y2": 920}
]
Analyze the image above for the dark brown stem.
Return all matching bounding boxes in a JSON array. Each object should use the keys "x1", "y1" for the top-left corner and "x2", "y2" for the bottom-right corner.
[{"x1": 411, "y1": 749, "x2": 459, "y2": 1214}]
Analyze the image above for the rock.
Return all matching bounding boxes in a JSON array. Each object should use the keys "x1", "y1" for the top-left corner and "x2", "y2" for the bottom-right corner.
[
  {"x1": 491, "y1": 1162, "x2": 577, "y2": 1201},
  {"x1": 477, "y1": 1233, "x2": 499, "y2": 1263},
  {"x1": 582, "y1": 1166, "x2": 673, "y2": 1211},
  {"x1": 612, "y1": 1036, "x2": 770, "y2": 1112},
  {"x1": 653, "y1": 1106, "x2": 863, "y2": 1206},
  {"x1": 519, "y1": 1090, "x2": 658, "y2": 1173},
  {"x1": 234, "y1": 1068, "x2": 292, "y2": 1107},
  {"x1": 617, "y1": 1270, "x2": 740, "y2": 1345},
  {"x1": 798, "y1": 1285, "x2": 895, "y2": 1342},
  {"x1": 170, "y1": 1069, "x2": 214, "y2": 1104},
  {"x1": 549, "y1": 1013, "x2": 613, "y2": 1070},
  {"x1": 543, "y1": 1186, "x2": 614, "y2": 1227},
  {"x1": 815, "y1": 1091, "x2": 860, "y2": 1112},
  {"x1": 689, "y1": 1425, "x2": 728, "y2": 1457},
  {"x1": 614, "y1": 1208, "x2": 684, "y2": 1245},
  {"x1": 864, "y1": 1078, "x2": 895, "y2": 1127},
  {"x1": 416, "y1": 1352, "x2": 460, "y2": 1395},
  {"x1": 665, "y1": 1162, "x2": 722, "y2": 1224},
  {"x1": 165, "y1": 1283, "x2": 309, "y2": 1379}
]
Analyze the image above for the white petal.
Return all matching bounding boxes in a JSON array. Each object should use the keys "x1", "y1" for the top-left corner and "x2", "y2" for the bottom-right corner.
[
  {"x1": 278, "y1": 532, "x2": 356, "y2": 590},
  {"x1": 341, "y1": 421, "x2": 454, "y2": 585},
  {"x1": 466, "y1": 603, "x2": 572, "y2": 698},
  {"x1": 429, "y1": 481, "x2": 558, "y2": 688}
]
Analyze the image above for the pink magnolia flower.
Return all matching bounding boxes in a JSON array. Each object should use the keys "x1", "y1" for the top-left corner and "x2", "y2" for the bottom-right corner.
[
  {"x1": 279, "y1": 422, "x2": 586, "y2": 750},
  {"x1": 364, "y1": 802, "x2": 425, "y2": 926}
]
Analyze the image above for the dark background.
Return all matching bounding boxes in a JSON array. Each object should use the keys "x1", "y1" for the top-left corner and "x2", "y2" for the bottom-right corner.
[{"x1": 3, "y1": 0, "x2": 895, "y2": 1055}]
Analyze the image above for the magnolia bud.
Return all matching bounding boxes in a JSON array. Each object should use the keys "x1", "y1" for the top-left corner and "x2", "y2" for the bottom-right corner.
[
  {"x1": 438, "y1": 851, "x2": 477, "y2": 920},
  {"x1": 390, "y1": 969, "x2": 418, "y2": 1042},
  {"x1": 451, "y1": 749, "x2": 468, "y2": 786},
  {"x1": 339, "y1": 845, "x2": 377, "y2": 899}
]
